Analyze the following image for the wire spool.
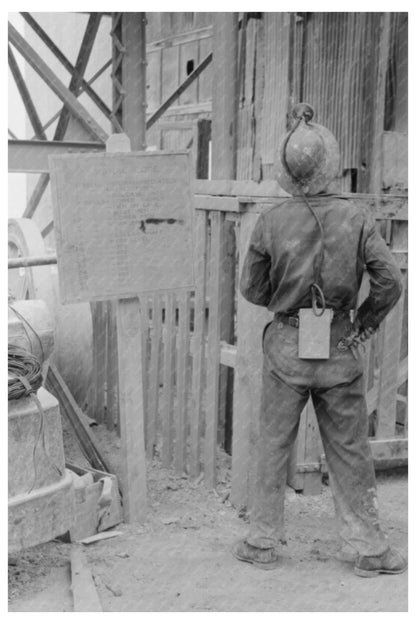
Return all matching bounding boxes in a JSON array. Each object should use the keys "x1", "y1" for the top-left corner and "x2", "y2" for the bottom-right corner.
[
  {"x1": 8, "y1": 344, "x2": 43, "y2": 401},
  {"x1": 8, "y1": 218, "x2": 92, "y2": 410}
]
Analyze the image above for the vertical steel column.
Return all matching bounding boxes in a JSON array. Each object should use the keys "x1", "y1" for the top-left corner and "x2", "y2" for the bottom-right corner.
[
  {"x1": 121, "y1": 12, "x2": 147, "y2": 150},
  {"x1": 111, "y1": 13, "x2": 124, "y2": 132}
]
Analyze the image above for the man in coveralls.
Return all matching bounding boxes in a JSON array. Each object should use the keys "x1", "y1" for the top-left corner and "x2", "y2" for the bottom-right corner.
[{"x1": 232, "y1": 104, "x2": 407, "y2": 577}]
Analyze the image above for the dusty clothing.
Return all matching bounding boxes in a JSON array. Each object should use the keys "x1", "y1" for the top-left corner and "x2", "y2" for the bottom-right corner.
[
  {"x1": 240, "y1": 196, "x2": 402, "y2": 330},
  {"x1": 240, "y1": 196, "x2": 403, "y2": 557}
]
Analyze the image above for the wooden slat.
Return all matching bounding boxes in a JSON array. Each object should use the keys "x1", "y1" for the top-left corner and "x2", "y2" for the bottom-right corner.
[
  {"x1": 106, "y1": 300, "x2": 119, "y2": 431},
  {"x1": 193, "y1": 179, "x2": 286, "y2": 197},
  {"x1": 147, "y1": 293, "x2": 162, "y2": 458},
  {"x1": 204, "y1": 211, "x2": 223, "y2": 487},
  {"x1": 175, "y1": 290, "x2": 191, "y2": 473},
  {"x1": 190, "y1": 211, "x2": 208, "y2": 477},
  {"x1": 140, "y1": 296, "x2": 150, "y2": 441},
  {"x1": 219, "y1": 341, "x2": 237, "y2": 368},
  {"x1": 161, "y1": 292, "x2": 176, "y2": 468},
  {"x1": 194, "y1": 188, "x2": 408, "y2": 220},
  {"x1": 290, "y1": 401, "x2": 322, "y2": 495},
  {"x1": 369, "y1": 438, "x2": 408, "y2": 464},
  {"x1": 70, "y1": 545, "x2": 102, "y2": 612},
  {"x1": 194, "y1": 195, "x2": 240, "y2": 212},
  {"x1": 45, "y1": 363, "x2": 110, "y2": 474},
  {"x1": 116, "y1": 297, "x2": 147, "y2": 522},
  {"x1": 375, "y1": 289, "x2": 405, "y2": 439},
  {"x1": 90, "y1": 301, "x2": 107, "y2": 423}
]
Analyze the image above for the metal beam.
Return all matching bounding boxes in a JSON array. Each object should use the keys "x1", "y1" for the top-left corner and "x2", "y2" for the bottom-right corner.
[
  {"x1": 24, "y1": 175, "x2": 50, "y2": 219},
  {"x1": 8, "y1": 45, "x2": 46, "y2": 140},
  {"x1": 24, "y1": 58, "x2": 111, "y2": 219},
  {"x1": 8, "y1": 22, "x2": 108, "y2": 144},
  {"x1": 146, "y1": 53, "x2": 213, "y2": 130},
  {"x1": 54, "y1": 13, "x2": 101, "y2": 139},
  {"x1": 121, "y1": 13, "x2": 147, "y2": 150},
  {"x1": 13, "y1": 15, "x2": 108, "y2": 220},
  {"x1": 20, "y1": 12, "x2": 113, "y2": 123},
  {"x1": 8, "y1": 139, "x2": 105, "y2": 173},
  {"x1": 34, "y1": 59, "x2": 113, "y2": 139}
]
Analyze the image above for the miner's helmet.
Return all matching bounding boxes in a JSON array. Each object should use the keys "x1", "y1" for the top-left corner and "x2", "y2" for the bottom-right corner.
[{"x1": 276, "y1": 103, "x2": 340, "y2": 196}]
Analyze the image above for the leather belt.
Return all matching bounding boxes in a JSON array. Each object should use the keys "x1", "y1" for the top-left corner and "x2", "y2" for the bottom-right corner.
[{"x1": 274, "y1": 310, "x2": 352, "y2": 329}]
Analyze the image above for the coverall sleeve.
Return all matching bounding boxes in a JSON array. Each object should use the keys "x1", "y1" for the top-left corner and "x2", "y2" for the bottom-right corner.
[
  {"x1": 356, "y1": 212, "x2": 403, "y2": 330},
  {"x1": 240, "y1": 214, "x2": 272, "y2": 307}
]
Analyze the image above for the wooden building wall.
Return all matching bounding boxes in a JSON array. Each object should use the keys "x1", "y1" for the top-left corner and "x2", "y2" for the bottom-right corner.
[{"x1": 144, "y1": 12, "x2": 407, "y2": 193}]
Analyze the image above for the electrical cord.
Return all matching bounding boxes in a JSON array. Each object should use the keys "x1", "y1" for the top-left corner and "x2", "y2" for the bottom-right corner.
[
  {"x1": 281, "y1": 104, "x2": 327, "y2": 315},
  {"x1": 8, "y1": 303, "x2": 45, "y2": 362}
]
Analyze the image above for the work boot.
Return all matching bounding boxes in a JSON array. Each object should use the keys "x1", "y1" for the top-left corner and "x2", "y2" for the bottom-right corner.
[
  {"x1": 354, "y1": 547, "x2": 407, "y2": 577},
  {"x1": 231, "y1": 539, "x2": 279, "y2": 570}
]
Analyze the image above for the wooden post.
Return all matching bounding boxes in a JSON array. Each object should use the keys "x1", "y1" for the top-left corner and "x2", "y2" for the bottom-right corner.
[
  {"x1": 204, "y1": 211, "x2": 224, "y2": 487},
  {"x1": 106, "y1": 133, "x2": 147, "y2": 522},
  {"x1": 211, "y1": 13, "x2": 239, "y2": 179},
  {"x1": 190, "y1": 210, "x2": 209, "y2": 477},
  {"x1": 230, "y1": 211, "x2": 272, "y2": 508},
  {"x1": 369, "y1": 12, "x2": 391, "y2": 194},
  {"x1": 116, "y1": 296, "x2": 147, "y2": 522},
  {"x1": 211, "y1": 13, "x2": 239, "y2": 457}
]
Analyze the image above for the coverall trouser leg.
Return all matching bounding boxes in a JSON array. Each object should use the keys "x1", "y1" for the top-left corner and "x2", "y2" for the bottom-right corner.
[
  {"x1": 312, "y1": 376, "x2": 388, "y2": 556},
  {"x1": 246, "y1": 319, "x2": 389, "y2": 556}
]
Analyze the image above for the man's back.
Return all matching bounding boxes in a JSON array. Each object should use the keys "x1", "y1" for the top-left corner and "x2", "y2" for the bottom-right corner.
[{"x1": 240, "y1": 196, "x2": 402, "y2": 329}]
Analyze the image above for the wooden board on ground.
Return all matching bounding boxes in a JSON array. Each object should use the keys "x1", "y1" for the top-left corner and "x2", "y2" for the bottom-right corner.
[
  {"x1": 70, "y1": 544, "x2": 102, "y2": 611},
  {"x1": 49, "y1": 151, "x2": 195, "y2": 304}
]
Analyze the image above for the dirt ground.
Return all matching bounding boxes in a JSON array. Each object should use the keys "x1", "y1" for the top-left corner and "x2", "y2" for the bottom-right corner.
[{"x1": 8, "y1": 449, "x2": 408, "y2": 612}]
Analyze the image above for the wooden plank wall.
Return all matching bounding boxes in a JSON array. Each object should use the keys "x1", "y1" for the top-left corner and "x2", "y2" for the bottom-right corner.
[
  {"x1": 146, "y1": 20, "x2": 213, "y2": 115},
  {"x1": 259, "y1": 13, "x2": 291, "y2": 178}
]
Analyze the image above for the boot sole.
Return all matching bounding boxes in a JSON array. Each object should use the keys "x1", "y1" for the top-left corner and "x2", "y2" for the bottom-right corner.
[
  {"x1": 354, "y1": 565, "x2": 408, "y2": 578},
  {"x1": 231, "y1": 544, "x2": 279, "y2": 570}
]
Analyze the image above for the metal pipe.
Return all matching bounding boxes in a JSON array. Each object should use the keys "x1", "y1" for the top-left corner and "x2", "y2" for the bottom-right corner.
[{"x1": 8, "y1": 255, "x2": 57, "y2": 269}]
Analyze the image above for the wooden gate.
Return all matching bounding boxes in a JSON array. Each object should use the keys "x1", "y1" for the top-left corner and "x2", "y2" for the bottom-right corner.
[{"x1": 91, "y1": 180, "x2": 407, "y2": 506}]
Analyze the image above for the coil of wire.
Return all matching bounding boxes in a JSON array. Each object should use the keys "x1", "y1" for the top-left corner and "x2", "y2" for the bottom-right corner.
[{"x1": 8, "y1": 344, "x2": 43, "y2": 400}]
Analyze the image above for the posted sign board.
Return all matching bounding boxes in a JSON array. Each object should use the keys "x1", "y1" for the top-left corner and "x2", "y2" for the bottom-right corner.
[{"x1": 49, "y1": 151, "x2": 195, "y2": 304}]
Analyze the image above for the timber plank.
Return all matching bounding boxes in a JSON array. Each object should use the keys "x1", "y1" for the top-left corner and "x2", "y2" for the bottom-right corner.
[
  {"x1": 147, "y1": 293, "x2": 162, "y2": 458},
  {"x1": 230, "y1": 212, "x2": 272, "y2": 507},
  {"x1": 190, "y1": 211, "x2": 208, "y2": 477},
  {"x1": 175, "y1": 290, "x2": 191, "y2": 473},
  {"x1": 161, "y1": 292, "x2": 176, "y2": 468},
  {"x1": 70, "y1": 545, "x2": 102, "y2": 612},
  {"x1": 116, "y1": 297, "x2": 147, "y2": 523},
  {"x1": 45, "y1": 363, "x2": 110, "y2": 475},
  {"x1": 90, "y1": 301, "x2": 107, "y2": 424},
  {"x1": 204, "y1": 211, "x2": 223, "y2": 487}
]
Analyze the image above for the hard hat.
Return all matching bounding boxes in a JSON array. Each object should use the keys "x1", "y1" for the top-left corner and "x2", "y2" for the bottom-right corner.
[{"x1": 276, "y1": 103, "x2": 340, "y2": 196}]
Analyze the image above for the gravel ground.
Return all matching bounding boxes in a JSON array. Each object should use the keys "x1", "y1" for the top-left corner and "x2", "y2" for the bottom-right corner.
[{"x1": 8, "y1": 455, "x2": 408, "y2": 612}]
